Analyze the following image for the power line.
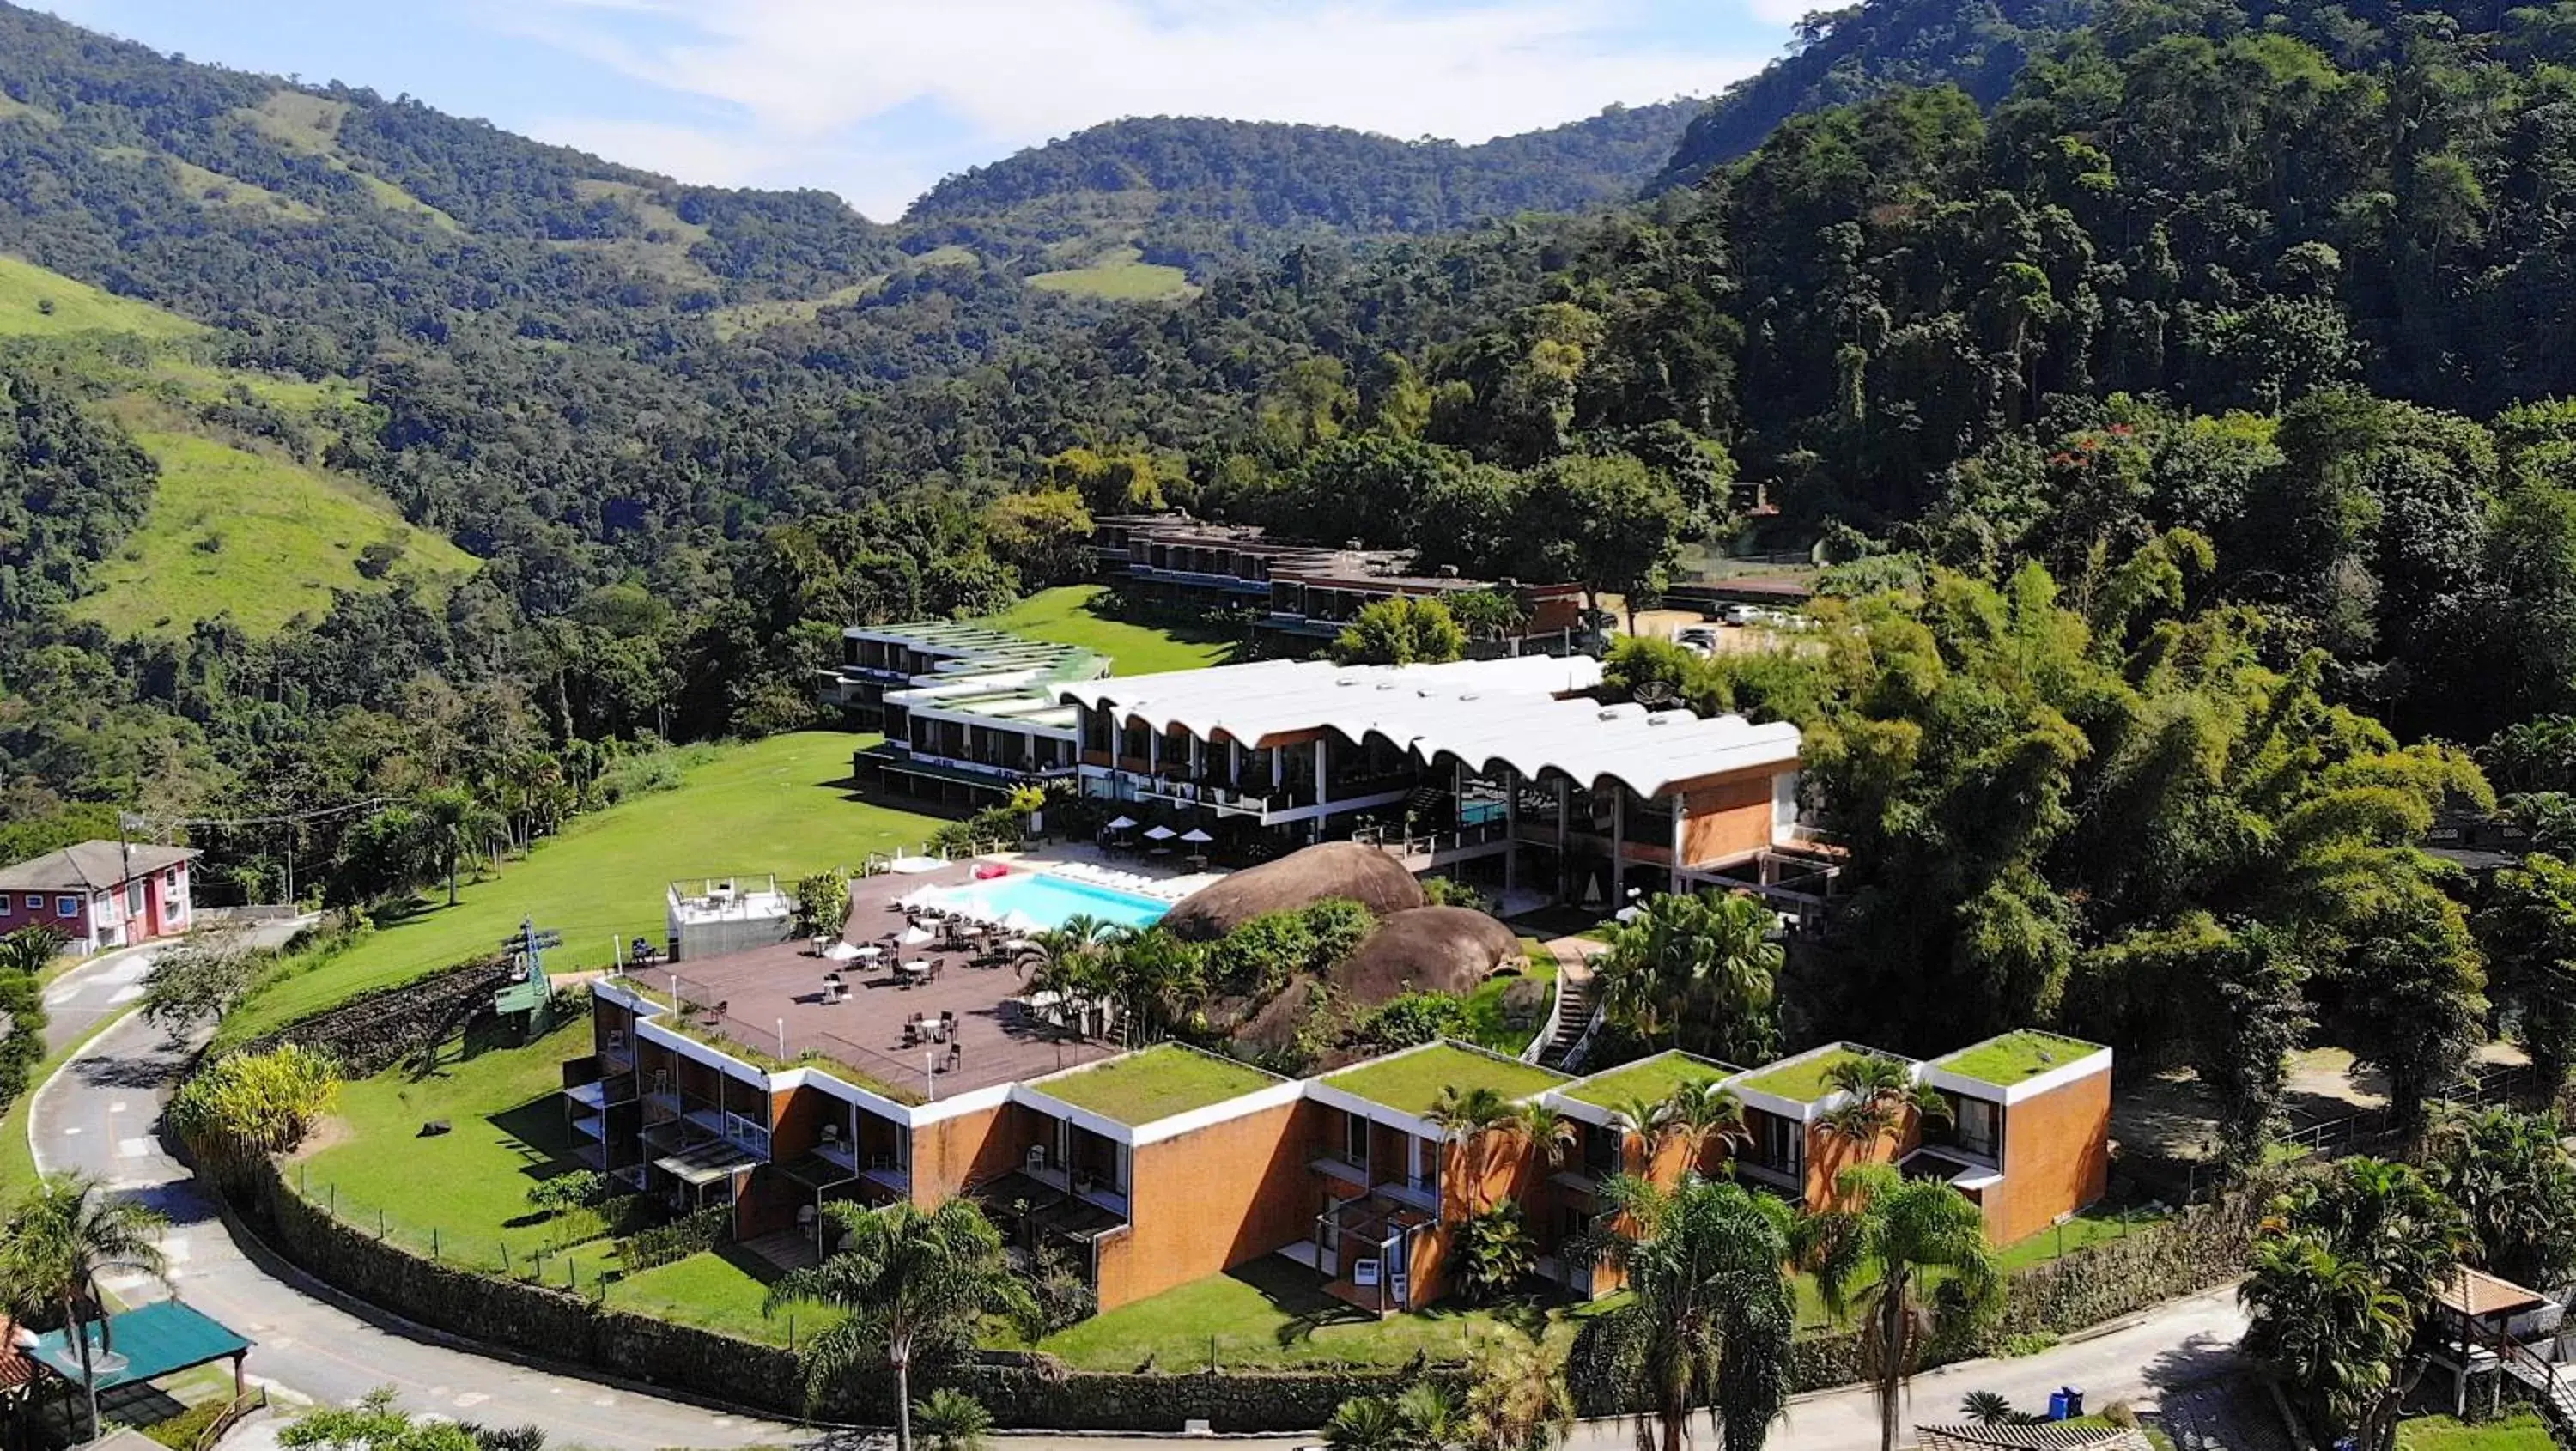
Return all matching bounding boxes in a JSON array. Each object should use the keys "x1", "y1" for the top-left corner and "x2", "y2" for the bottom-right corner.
[{"x1": 121, "y1": 796, "x2": 395, "y2": 835}]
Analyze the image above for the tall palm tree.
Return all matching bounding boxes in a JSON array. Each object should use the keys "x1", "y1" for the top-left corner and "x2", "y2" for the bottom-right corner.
[
  {"x1": 1512, "y1": 1102, "x2": 1579, "y2": 1173},
  {"x1": 1589, "y1": 1175, "x2": 1795, "y2": 1451},
  {"x1": 2239, "y1": 1234, "x2": 2410, "y2": 1441},
  {"x1": 1803, "y1": 1165, "x2": 2002, "y2": 1451},
  {"x1": 1594, "y1": 891, "x2": 1783, "y2": 1063},
  {"x1": 1819, "y1": 1056, "x2": 1948, "y2": 1157},
  {"x1": 1426, "y1": 1085, "x2": 1523, "y2": 1211},
  {"x1": 417, "y1": 786, "x2": 503, "y2": 907},
  {"x1": 0, "y1": 1172, "x2": 170, "y2": 1439},
  {"x1": 762, "y1": 1199, "x2": 1036, "y2": 1451}
]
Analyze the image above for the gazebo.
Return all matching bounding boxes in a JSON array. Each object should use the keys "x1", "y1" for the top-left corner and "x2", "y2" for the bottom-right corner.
[
  {"x1": 2427, "y1": 1265, "x2": 2562, "y2": 1417},
  {"x1": 21, "y1": 1300, "x2": 254, "y2": 1442}
]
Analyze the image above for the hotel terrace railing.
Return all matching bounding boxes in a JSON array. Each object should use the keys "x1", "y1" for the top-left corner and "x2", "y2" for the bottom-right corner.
[
  {"x1": 1350, "y1": 819, "x2": 1511, "y2": 865},
  {"x1": 616, "y1": 973, "x2": 939, "y2": 1105}
]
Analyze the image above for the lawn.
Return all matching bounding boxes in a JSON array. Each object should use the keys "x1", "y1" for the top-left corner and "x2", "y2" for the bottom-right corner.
[
  {"x1": 1934, "y1": 1030, "x2": 2103, "y2": 1089},
  {"x1": 1032, "y1": 1045, "x2": 1282, "y2": 1126},
  {"x1": 1025, "y1": 1254, "x2": 1607, "y2": 1370},
  {"x1": 1324, "y1": 1042, "x2": 1569, "y2": 1117},
  {"x1": 1993, "y1": 1202, "x2": 2167, "y2": 1272},
  {"x1": 292, "y1": 1015, "x2": 598, "y2": 1272},
  {"x1": 1736, "y1": 1046, "x2": 1878, "y2": 1103},
  {"x1": 1459, "y1": 948, "x2": 1558, "y2": 1057},
  {"x1": 2397, "y1": 1417, "x2": 2556, "y2": 1451},
  {"x1": 604, "y1": 1246, "x2": 843, "y2": 1348},
  {"x1": 222, "y1": 732, "x2": 948, "y2": 1042},
  {"x1": 976, "y1": 586, "x2": 1237, "y2": 676},
  {"x1": 1562, "y1": 1050, "x2": 1741, "y2": 1110},
  {"x1": 71, "y1": 428, "x2": 479, "y2": 637}
]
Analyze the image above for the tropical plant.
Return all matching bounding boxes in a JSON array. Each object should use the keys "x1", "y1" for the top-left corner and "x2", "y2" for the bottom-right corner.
[
  {"x1": 1579, "y1": 1174, "x2": 1795, "y2": 1451},
  {"x1": 525, "y1": 1171, "x2": 609, "y2": 1218},
  {"x1": 0, "y1": 926, "x2": 55, "y2": 1107},
  {"x1": 1456, "y1": 1202, "x2": 1539, "y2": 1303},
  {"x1": 1449, "y1": 588, "x2": 1531, "y2": 648},
  {"x1": 762, "y1": 1198, "x2": 1037, "y2": 1451},
  {"x1": 1659, "y1": 1081, "x2": 1752, "y2": 1167},
  {"x1": 1594, "y1": 891, "x2": 1782, "y2": 1063},
  {"x1": 1324, "y1": 1393, "x2": 1418, "y2": 1451},
  {"x1": 1330, "y1": 595, "x2": 1467, "y2": 665},
  {"x1": 1959, "y1": 1391, "x2": 2016, "y2": 1427},
  {"x1": 1513, "y1": 1102, "x2": 1579, "y2": 1171},
  {"x1": 1803, "y1": 1165, "x2": 2003, "y2": 1451},
  {"x1": 280, "y1": 1388, "x2": 502, "y2": 1451},
  {"x1": 1818, "y1": 1057, "x2": 1947, "y2": 1155},
  {"x1": 417, "y1": 786, "x2": 505, "y2": 907},
  {"x1": 0, "y1": 1172, "x2": 172, "y2": 1439},
  {"x1": 913, "y1": 1388, "x2": 996, "y2": 1451},
  {"x1": 2425, "y1": 1107, "x2": 2576, "y2": 1288},
  {"x1": 138, "y1": 929, "x2": 259, "y2": 1035},
  {"x1": 167, "y1": 1042, "x2": 341, "y2": 1187},
  {"x1": 1098, "y1": 926, "x2": 1206, "y2": 1046},
  {"x1": 2240, "y1": 1157, "x2": 2469, "y2": 1451},
  {"x1": 1460, "y1": 1327, "x2": 1574, "y2": 1451},
  {"x1": 793, "y1": 870, "x2": 853, "y2": 939},
  {"x1": 1426, "y1": 1084, "x2": 1523, "y2": 1211}
]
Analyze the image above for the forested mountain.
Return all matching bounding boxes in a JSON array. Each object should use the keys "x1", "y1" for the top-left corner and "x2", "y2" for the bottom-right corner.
[
  {"x1": 1651, "y1": 0, "x2": 2091, "y2": 189},
  {"x1": 903, "y1": 104, "x2": 1705, "y2": 278}
]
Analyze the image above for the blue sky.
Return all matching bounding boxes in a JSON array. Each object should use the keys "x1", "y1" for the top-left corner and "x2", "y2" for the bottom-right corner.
[{"x1": 37, "y1": 0, "x2": 1801, "y2": 222}]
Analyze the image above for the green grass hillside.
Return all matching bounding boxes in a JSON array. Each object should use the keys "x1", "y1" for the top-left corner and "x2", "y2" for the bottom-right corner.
[
  {"x1": 975, "y1": 585, "x2": 1238, "y2": 674},
  {"x1": 221, "y1": 732, "x2": 948, "y2": 1042},
  {"x1": 71, "y1": 429, "x2": 477, "y2": 635},
  {"x1": 1027, "y1": 246, "x2": 1192, "y2": 301},
  {"x1": 0, "y1": 250, "x2": 482, "y2": 634}
]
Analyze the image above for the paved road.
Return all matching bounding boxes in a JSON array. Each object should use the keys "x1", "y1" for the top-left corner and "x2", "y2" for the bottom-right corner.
[
  {"x1": 27, "y1": 938, "x2": 801, "y2": 1449},
  {"x1": 29, "y1": 943, "x2": 2251, "y2": 1451}
]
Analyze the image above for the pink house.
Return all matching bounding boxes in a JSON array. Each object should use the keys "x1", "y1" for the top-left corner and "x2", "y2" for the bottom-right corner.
[{"x1": 0, "y1": 841, "x2": 198, "y2": 954}]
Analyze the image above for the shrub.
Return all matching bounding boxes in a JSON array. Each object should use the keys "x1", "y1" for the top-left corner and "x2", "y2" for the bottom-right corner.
[
  {"x1": 914, "y1": 1388, "x2": 994, "y2": 1451},
  {"x1": 931, "y1": 804, "x2": 1027, "y2": 857},
  {"x1": 1454, "y1": 1202, "x2": 1536, "y2": 1304},
  {"x1": 142, "y1": 1397, "x2": 229, "y2": 1449},
  {"x1": 1301, "y1": 899, "x2": 1376, "y2": 970},
  {"x1": 169, "y1": 1042, "x2": 341, "y2": 1187},
  {"x1": 1358, "y1": 993, "x2": 1470, "y2": 1048},
  {"x1": 1206, "y1": 911, "x2": 1319, "y2": 994},
  {"x1": 595, "y1": 743, "x2": 720, "y2": 806},
  {"x1": 526, "y1": 1171, "x2": 609, "y2": 1217},
  {"x1": 1029, "y1": 1240, "x2": 1097, "y2": 1333},
  {"x1": 613, "y1": 1204, "x2": 728, "y2": 1273}
]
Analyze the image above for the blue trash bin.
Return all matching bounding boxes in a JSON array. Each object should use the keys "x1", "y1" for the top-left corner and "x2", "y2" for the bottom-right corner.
[{"x1": 2047, "y1": 1391, "x2": 2070, "y2": 1421}]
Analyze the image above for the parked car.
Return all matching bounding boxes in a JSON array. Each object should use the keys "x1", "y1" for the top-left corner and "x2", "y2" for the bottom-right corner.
[
  {"x1": 1674, "y1": 625, "x2": 1719, "y2": 656},
  {"x1": 1722, "y1": 603, "x2": 1761, "y2": 627}
]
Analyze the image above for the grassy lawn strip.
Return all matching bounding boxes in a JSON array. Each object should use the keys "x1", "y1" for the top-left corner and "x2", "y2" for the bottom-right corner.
[
  {"x1": 293, "y1": 1017, "x2": 600, "y2": 1273},
  {"x1": 1325, "y1": 1042, "x2": 1568, "y2": 1117},
  {"x1": 2397, "y1": 1415, "x2": 2555, "y2": 1451},
  {"x1": 1562, "y1": 1051, "x2": 1741, "y2": 1110},
  {"x1": 976, "y1": 586, "x2": 1237, "y2": 676},
  {"x1": 222, "y1": 733, "x2": 948, "y2": 1045},
  {"x1": 609, "y1": 1247, "x2": 842, "y2": 1348},
  {"x1": 1024, "y1": 1256, "x2": 1609, "y2": 1370},
  {"x1": 1032, "y1": 1045, "x2": 1280, "y2": 1126},
  {"x1": 1736, "y1": 1046, "x2": 1876, "y2": 1103},
  {"x1": 1933, "y1": 1029, "x2": 2101, "y2": 1088}
]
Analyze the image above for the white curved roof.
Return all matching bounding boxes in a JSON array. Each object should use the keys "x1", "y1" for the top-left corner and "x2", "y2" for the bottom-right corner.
[{"x1": 1057, "y1": 658, "x2": 1799, "y2": 799}]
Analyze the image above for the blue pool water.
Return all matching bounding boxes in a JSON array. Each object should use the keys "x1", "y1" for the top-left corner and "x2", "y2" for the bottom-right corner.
[{"x1": 935, "y1": 872, "x2": 1170, "y2": 931}]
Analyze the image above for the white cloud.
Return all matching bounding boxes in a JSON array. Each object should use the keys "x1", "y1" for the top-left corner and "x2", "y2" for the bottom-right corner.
[{"x1": 497, "y1": 0, "x2": 1769, "y2": 218}]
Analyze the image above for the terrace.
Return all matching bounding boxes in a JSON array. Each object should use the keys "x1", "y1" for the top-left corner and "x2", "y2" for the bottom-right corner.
[
  {"x1": 1324, "y1": 1041, "x2": 1570, "y2": 1118},
  {"x1": 1931, "y1": 1030, "x2": 2103, "y2": 1090},
  {"x1": 626, "y1": 860, "x2": 1116, "y2": 1102},
  {"x1": 1030, "y1": 1044, "x2": 1284, "y2": 1127},
  {"x1": 1559, "y1": 1050, "x2": 1741, "y2": 1112}
]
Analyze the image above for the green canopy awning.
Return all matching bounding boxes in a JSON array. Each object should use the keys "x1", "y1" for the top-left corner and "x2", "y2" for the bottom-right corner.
[{"x1": 31, "y1": 1301, "x2": 251, "y2": 1389}]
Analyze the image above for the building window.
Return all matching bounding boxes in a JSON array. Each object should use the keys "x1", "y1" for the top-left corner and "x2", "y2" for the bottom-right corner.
[
  {"x1": 1344, "y1": 1111, "x2": 1370, "y2": 1175},
  {"x1": 1753, "y1": 1111, "x2": 1803, "y2": 1179},
  {"x1": 1953, "y1": 1096, "x2": 1999, "y2": 1160},
  {"x1": 0, "y1": 896, "x2": 11, "y2": 916},
  {"x1": 56, "y1": 896, "x2": 79, "y2": 917},
  {"x1": 22, "y1": 895, "x2": 38, "y2": 912},
  {"x1": 127, "y1": 881, "x2": 144, "y2": 917}
]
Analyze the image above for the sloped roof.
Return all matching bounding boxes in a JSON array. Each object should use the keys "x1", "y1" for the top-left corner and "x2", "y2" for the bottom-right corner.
[
  {"x1": 2436, "y1": 1266, "x2": 2547, "y2": 1319},
  {"x1": 0, "y1": 841, "x2": 197, "y2": 894},
  {"x1": 1917, "y1": 1424, "x2": 2151, "y2": 1451},
  {"x1": 1059, "y1": 657, "x2": 1801, "y2": 799}
]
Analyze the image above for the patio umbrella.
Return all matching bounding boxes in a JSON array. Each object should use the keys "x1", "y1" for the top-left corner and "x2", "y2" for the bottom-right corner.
[
  {"x1": 1105, "y1": 816, "x2": 1139, "y2": 830},
  {"x1": 823, "y1": 940, "x2": 861, "y2": 961},
  {"x1": 1144, "y1": 824, "x2": 1178, "y2": 841},
  {"x1": 900, "y1": 925, "x2": 936, "y2": 946},
  {"x1": 1613, "y1": 904, "x2": 1644, "y2": 924},
  {"x1": 999, "y1": 909, "x2": 1045, "y2": 935},
  {"x1": 1179, "y1": 828, "x2": 1213, "y2": 843}
]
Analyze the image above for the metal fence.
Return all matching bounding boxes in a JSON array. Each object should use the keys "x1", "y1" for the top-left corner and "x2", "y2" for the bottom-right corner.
[{"x1": 658, "y1": 973, "x2": 938, "y2": 1102}]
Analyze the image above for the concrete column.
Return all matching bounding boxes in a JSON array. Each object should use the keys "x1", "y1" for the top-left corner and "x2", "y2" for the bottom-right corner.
[
  {"x1": 1610, "y1": 788, "x2": 1625, "y2": 908},
  {"x1": 1504, "y1": 769, "x2": 1519, "y2": 895},
  {"x1": 1669, "y1": 792, "x2": 1686, "y2": 895}
]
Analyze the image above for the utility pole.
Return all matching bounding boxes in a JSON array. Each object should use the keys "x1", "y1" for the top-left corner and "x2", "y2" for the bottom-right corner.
[{"x1": 496, "y1": 916, "x2": 565, "y2": 1032}]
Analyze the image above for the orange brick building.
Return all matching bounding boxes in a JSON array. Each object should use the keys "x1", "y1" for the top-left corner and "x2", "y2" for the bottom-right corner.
[{"x1": 574, "y1": 974, "x2": 2115, "y2": 1320}]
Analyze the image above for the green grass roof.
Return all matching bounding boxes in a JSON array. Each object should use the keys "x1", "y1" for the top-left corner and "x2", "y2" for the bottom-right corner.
[
  {"x1": 1034, "y1": 1045, "x2": 1282, "y2": 1126},
  {"x1": 1932, "y1": 1030, "x2": 2103, "y2": 1088},
  {"x1": 1324, "y1": 1042, "x2": 1569, "y2": 1118},
  {"x1": 1562, "y1": 1052, "x2": 1741, "y2": 1110},
  {"x1": 1735, "y1": 1046, "x2": 1877, "y2": 1104}
]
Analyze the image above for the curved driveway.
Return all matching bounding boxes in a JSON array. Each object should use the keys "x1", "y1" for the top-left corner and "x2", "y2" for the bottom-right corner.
[{"x1": 27, "y1": 938, "x2": 799, "y2": 1448}]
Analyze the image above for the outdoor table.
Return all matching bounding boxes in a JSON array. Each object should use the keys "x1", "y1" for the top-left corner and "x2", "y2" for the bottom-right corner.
[
  {"x1": 853, "y1": 944, "x2": 883, "y2": 962},
  {"x1": 901, "y1": 958, "x2": 932, "y2": 981}
]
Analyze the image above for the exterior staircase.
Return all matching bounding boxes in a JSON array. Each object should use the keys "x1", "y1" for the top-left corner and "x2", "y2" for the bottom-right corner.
[
  {"x1": 1537, "y1": 969, "x2": 1596, "y2": 1071},
  {"x1": 2502, "y1": 1352, "x2": 2576, "y2": 1442}
]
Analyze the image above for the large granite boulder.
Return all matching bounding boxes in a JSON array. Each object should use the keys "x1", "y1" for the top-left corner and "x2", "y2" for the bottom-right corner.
[
  {"x1": 1331, "y1": 906, "x2": 1524, "y2": 1003},
  {"x1": 1162, "y1": 842, "x2": 1424, "y2": 941}
]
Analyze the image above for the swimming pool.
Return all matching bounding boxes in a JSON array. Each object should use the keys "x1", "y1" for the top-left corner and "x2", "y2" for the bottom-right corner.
[{"x1": 933, "y1": 871, "x2": 1170, "y2": 932}]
